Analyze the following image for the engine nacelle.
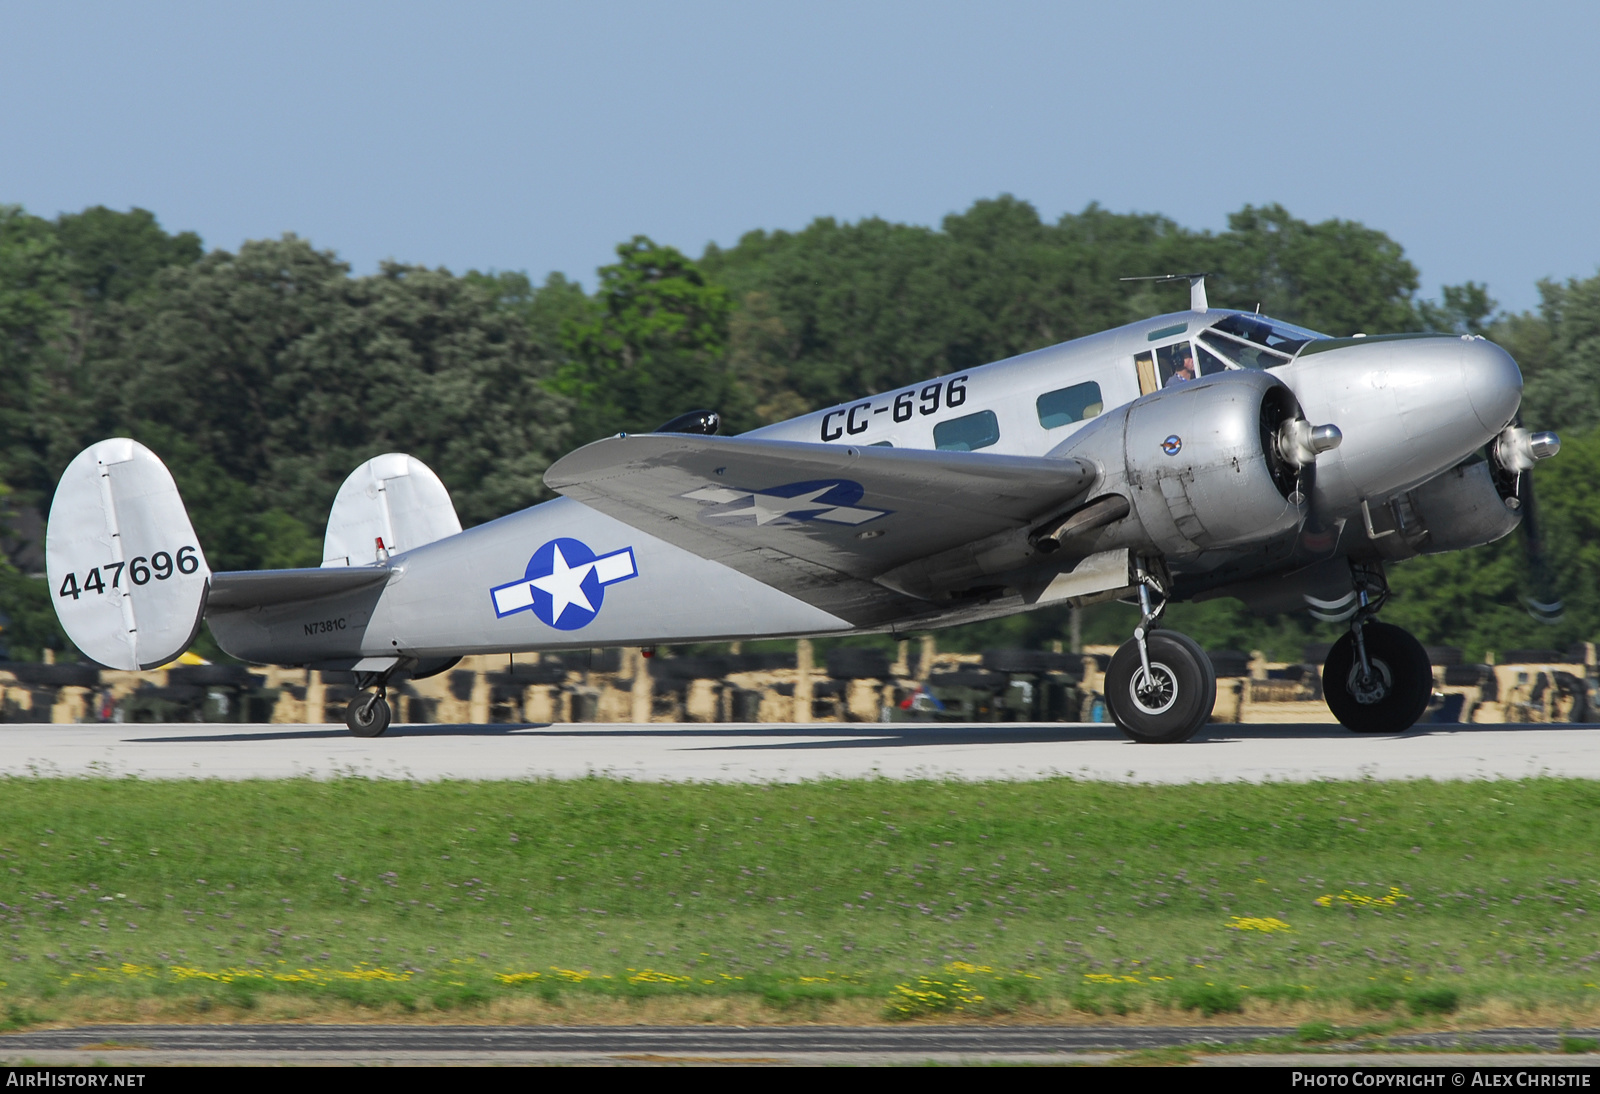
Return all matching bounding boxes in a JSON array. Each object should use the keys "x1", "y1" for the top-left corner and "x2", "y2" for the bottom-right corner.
[
  {"x1": 1053, "y1": 371, "x2": 1308, "y2": 560},
  {"x1": 1372, "y1": 456, "x2": 1521, "y2": 560}
]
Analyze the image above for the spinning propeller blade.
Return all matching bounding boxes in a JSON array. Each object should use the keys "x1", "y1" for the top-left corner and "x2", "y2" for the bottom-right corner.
[
  {"x1": 1489, "y1": 419, "x2": 1563, "y2": 625},
  {"x1": 1304, "y1": 590, "x2": 1358, "y2": 623},
  {"x1": 1517, "y1": 469, "x2": 1564, "y2": 625}
]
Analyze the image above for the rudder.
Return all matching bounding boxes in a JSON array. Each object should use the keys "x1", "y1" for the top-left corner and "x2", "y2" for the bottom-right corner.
[
  {"x1": 45, "y1": 439, "x2": 212, "y2": 670},
  {"x1": 322, "y1": 453, "x2": 462, "y2": 567}
]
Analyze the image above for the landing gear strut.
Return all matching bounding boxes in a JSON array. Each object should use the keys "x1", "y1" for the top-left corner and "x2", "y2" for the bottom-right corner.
[
  {"x1": 1322, "y1": 564, "x2": 1432, "y2": 734},
  {"x1": 345, "y1": 666, "x2": 396, "y2": 737},
  {"x1": 1103, "y1": 561, "x2": 1217, "y2": 743}
]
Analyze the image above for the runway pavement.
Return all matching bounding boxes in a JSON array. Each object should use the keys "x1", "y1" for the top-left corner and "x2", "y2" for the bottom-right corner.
[
  {"x1": 0, "y1": 719, "x2": 1596, "y2": 782},
  {"x1": 3, "y1": 1023, "x2": 1597, "y2": 1066}
]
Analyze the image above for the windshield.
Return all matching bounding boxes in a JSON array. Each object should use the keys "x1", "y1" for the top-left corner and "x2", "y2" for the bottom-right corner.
[{"x1": 1199, "y1": 313, "x2": 1329, "y2": 369}]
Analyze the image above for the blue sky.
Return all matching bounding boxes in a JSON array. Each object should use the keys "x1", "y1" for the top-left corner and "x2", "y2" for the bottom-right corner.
[{"x1": 2, "y1": 1, "x2": 1593, "y2": 314}]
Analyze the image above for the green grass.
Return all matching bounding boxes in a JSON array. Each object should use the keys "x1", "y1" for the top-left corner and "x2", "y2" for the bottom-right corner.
[{"x1": 0, "y1": 776, "x2": 1597, "y2": 1024}]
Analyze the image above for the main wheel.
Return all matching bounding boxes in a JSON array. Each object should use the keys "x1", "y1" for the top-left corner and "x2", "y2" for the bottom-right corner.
[
  {"x1": 345, "y1": 694, "x2": 391, "y2": 737},
  {"x1": 1104, "y1": 630, "x2": 1217, "y2": 743},
  {"x1": 1322, "y1": 622, "x2": 1432, "y2": 734}
]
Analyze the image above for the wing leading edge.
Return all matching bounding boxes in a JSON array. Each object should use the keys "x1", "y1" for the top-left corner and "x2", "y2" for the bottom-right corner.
[{"x1": 544, "y1": 435, "x2": 1098, "y2": 625}]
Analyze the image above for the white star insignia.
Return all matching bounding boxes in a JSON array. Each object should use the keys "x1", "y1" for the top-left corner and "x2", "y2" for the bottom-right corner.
[
  {"x1": 528, "y1": 543, "x2": 595, "y2": 621},
  {"x1": 750, "y1": 485, "x2": 836, "y2": 525},
  {"x1": 682, "y1": 482, "x2": 888, "y2": 527}
]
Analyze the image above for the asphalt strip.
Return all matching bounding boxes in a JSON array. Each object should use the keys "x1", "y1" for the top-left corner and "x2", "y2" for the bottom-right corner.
[
  {"x1": 3, "y1": 1024, "x2": 1599, "y2": 1066},
  {"x1": 1, "y1": 721, "x2": 1598, "y2": 783}
]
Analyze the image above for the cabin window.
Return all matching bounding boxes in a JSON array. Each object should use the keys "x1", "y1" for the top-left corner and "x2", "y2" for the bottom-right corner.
[
  {"x1": 934, "y1": 410, "x2": 1000, "y2": 452},
  {"x1": 1036, "y1": 381, "x2": 1104, "y2": 429},
  {"x1": 1134, "y1": 350, "x2": 1158, "y2": 395},
  {"x1": 1139, "y1": 338, "x2": 1227, "y2": 395}
]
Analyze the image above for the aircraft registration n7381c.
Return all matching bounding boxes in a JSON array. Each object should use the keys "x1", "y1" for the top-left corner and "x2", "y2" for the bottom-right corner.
[{"x1": 45, "y1": 275, "x2": 1561, "y2": 742}]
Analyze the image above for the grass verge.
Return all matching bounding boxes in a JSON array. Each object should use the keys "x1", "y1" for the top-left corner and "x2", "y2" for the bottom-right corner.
[{"x1": 0, "y1": 775, "x2": 1597, "y2": 1027}]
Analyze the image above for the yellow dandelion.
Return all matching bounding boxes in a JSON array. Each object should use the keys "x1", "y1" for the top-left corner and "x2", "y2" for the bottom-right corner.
[{"x1": 1227, "y1": 916, "x2": 1292, "y2": 932}]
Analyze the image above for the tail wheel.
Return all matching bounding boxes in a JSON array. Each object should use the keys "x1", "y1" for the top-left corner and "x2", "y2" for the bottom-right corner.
[
  {"x1": 345, "y1": 694, "x2": 391, "y2": 737},
  {"x1": 1323, "y1": 622, "x2": 1432, "y2": 734},
  {"x1": 1104, "y1": 630, "x2": 1217, "y2": 743}
]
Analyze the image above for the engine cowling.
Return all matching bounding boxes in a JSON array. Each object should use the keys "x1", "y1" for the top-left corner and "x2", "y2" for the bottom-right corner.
[
  {"x1": 1053, "y1": 370, "x2": 1310, "y2": 559},
  {"x1": 1371, "y1": 456, "x2": 1521, "y2": 560}
]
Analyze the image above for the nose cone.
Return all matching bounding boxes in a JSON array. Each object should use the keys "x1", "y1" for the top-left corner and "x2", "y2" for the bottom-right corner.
[{"x1": 1463, "y1": 338, "x2": 1522, "y2": 433}]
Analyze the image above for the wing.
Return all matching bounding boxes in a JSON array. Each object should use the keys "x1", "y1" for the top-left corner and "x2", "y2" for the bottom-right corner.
[{"x1": 544, "y1": 434, "x2": 1097, "y2": 624}]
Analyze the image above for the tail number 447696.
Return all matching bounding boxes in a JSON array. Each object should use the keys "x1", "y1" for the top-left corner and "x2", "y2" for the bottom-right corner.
[{"x1": 58, "y1": 546, "x2": 200, "y2": 600}]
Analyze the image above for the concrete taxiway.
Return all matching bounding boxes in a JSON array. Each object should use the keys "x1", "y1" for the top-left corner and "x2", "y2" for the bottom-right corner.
[{"x1": 0, "y1": 720, "x2": 1595, "y2": 782}]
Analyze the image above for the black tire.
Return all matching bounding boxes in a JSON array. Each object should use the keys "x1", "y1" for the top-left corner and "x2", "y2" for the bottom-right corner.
[
  {"x1": 1104, "y1": 630, "x2": 1217, "y2": 743},
  {"x1": 1323, "y1": 622, "x2": 1432, "y2": 734},
  {"x1": 345, "y1": 694, "x2": 391, "y2": 737}
]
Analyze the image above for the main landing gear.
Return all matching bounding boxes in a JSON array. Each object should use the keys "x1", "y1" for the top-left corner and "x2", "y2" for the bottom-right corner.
[
  {"x1": 1104, "y1": 562, "x2": 1217, "y2": 743},
  {"x1": 1321, "y1": 565, "x2": 1432, "y2": 734}
]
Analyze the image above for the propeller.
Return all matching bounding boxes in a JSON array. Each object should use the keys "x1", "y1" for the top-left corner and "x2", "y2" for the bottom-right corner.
[
  {"x1": 1492, "y1": 423, "x2": 1563, "y2": 624},
  {"x1": 1305, "y1": 589, "x2": 1359, "y2": 624},
  {"x1": 1515, "y1": 463, "x2": 1564, "y2": 625}
]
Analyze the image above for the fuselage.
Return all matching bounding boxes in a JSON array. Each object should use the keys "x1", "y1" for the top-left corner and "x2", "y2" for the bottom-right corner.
[
  {"x1": 207, "y1": 308, "x2": 1527, "y2": 666},
  {"x1": 748, "y1": 309, "x2": 1520, "y2": 510},
  {"x1": 747, "y1": 309, "x2": 1522, "y2": 590}
]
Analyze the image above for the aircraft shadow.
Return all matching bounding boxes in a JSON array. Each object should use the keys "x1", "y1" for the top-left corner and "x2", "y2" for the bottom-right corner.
[
  {"x1": 508, "y1": 724, "x2": 1122, "y2": 747},
  {"x1": 612, "y1": 719, "x2": 1598, "y2": 751},
  {"x1": 508, "y1": 720, "x2": 1597, "y2": 752},
  {"x1": 130, "y1": 723, "x2": 1116, "y2": 745},
  {"x1": 129, "y1": 723, "x2": 540, "y2": 744},
  {"x1": 124, "y1": 719, "x2": 1596, "y2": 747}
]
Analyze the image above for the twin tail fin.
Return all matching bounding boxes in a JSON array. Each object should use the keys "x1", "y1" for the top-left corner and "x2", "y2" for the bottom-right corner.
[
  {"x1": 46, "y1": 442, "x2": 465, "y2": 670},
  {"x1": 45, "y1": 439, "x2": 210, "y2": 670}
]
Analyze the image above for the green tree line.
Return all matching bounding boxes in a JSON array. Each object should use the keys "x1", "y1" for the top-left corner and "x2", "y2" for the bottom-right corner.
[{"x1": 0, "y1": 197, "x2": 1594, "y2": 662}]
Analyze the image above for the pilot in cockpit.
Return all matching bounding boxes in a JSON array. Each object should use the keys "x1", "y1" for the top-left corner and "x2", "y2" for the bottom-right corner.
[{"x1": 1164, "y1": 346, "x2": 1196, "y2": 387}]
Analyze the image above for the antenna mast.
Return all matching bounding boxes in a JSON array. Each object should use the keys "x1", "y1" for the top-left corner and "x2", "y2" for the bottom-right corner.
[{"x1": 1120, "y1": 272, "x2": 1209, "y2": 313}]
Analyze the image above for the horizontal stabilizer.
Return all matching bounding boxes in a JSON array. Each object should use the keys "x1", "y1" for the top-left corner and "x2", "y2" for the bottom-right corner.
[
  {"x1": 323, "y1": 453, "x2": 461, "y2": 567},
  {"x1": 207, "y1": 567, "x2": 391, "y2": 612},
  {"x1": 46, "y1": 439, "x2": 211, "y2": 670},
  {"x1": 545, "y1": 434, "x2": 1096, "y2": 615}
]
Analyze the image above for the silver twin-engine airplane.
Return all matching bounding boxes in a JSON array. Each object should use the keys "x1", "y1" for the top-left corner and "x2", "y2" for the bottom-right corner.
[{"x1": 45, "y1": 275, "x2": 1560, "y2": 742}]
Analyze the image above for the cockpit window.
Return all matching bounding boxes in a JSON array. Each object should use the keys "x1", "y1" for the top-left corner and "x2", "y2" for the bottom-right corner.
[
  {"x1": 1156, "y1": 341, "x2": 1197, "y2": 387},
  {"x1": 1200, "y1": 332, "x2": 1283, "y2": 370},
  {"x1": 1201, "y1": 313, "x2": 1329, "y2": 369},
  {"x1": 1195, "y1": 343, "x2": 1229, "y2": 376},
  {"x1": 1210, "y1": 313, "x2": 1326, "y2": 351}
]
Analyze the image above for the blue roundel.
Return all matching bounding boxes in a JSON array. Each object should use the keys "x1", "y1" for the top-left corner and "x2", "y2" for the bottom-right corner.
[
  {"x1": 526, "y1": 538, "x2": 601, "y2": 630},
  {"x1": 489, "y1": 537, "x2": 639, "y2": 631},
  {"x1": 1161, "y1": 434, "x2": 1183, "y2": 456}
]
